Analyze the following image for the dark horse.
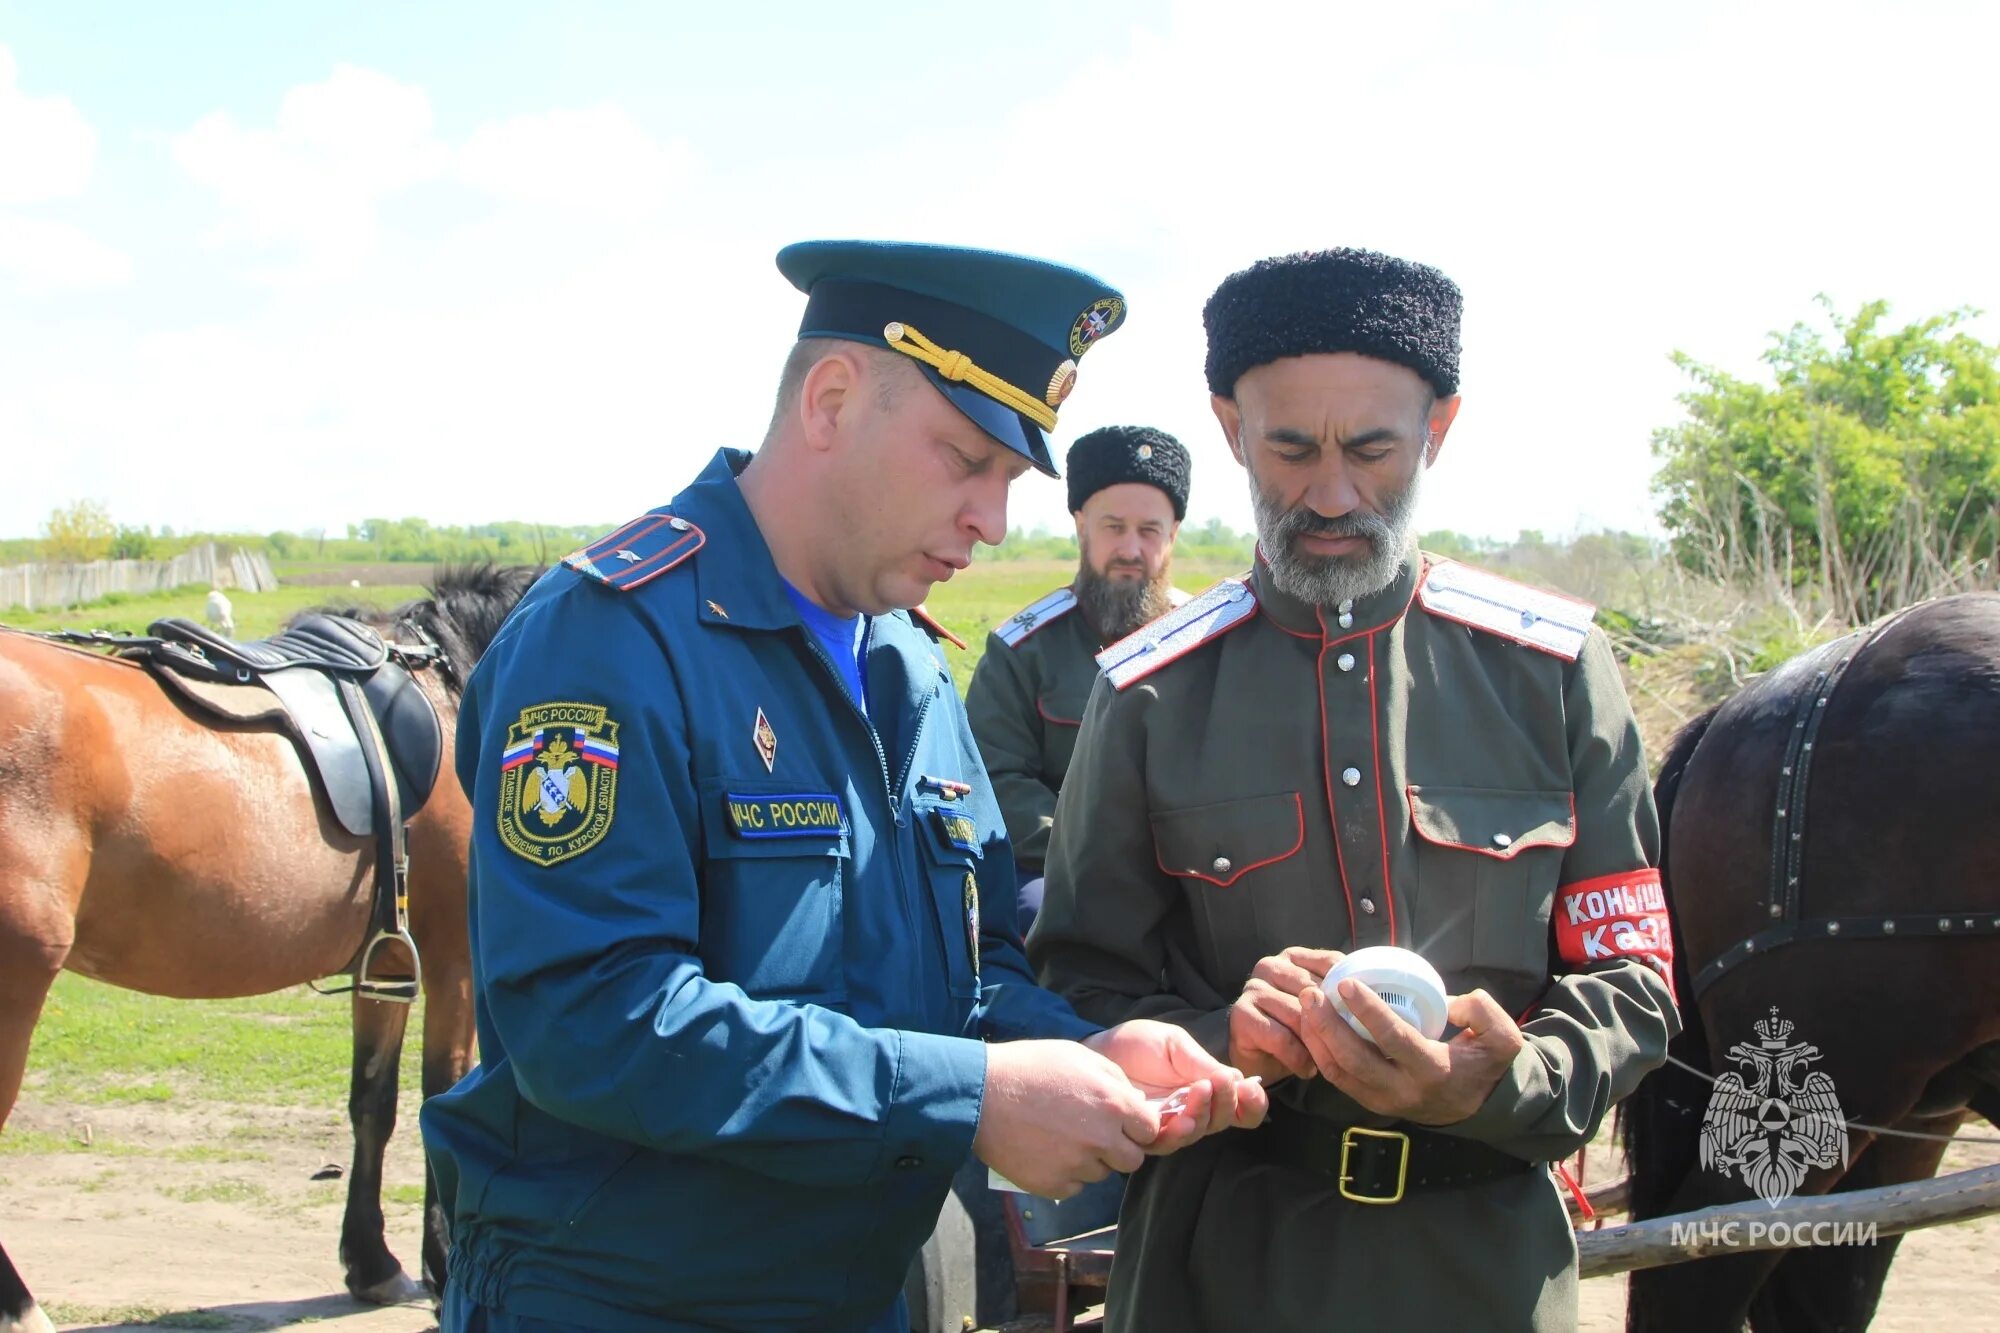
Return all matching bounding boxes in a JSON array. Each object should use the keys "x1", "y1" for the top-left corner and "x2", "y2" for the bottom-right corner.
[
  {"x1": 0, "y1": 565, "x2": 537, "y2": 1333},
  {"x1": 1622, "y1": 591, "x2": 2000, "y2": 1331}
]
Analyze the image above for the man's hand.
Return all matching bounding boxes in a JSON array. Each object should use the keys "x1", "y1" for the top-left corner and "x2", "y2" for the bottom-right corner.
[
  {"x1": 1228, "y1": 946, "x2": 1344, "y2": 1083},
  {"x1": 972, "y1": 1039, "x2": 1158, "y2": 1199},
  {"x1": 1084, "y1": 1019, "x2": 1269, "y2": 1153},
  {"x1": 1298, "y1": 979, "x2": 1525, "y2": 1125}
]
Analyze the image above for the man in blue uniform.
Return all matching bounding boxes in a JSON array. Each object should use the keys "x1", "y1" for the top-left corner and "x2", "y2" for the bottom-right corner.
[{"x1": 421, "y1": 241, "x2": 1268, "y2": 1333}]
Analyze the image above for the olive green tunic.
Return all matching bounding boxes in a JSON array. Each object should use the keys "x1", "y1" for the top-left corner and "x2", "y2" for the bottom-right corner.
[
  {"x1": 964, "y1": 586, "x2": 1103, "y2": 876},
  {"x1": 1029, "y1": 549, "x2": 1679, "y2": 1332}
]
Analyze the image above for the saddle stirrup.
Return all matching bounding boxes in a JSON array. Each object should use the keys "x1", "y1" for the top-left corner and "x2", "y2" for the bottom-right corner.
[{"x1": 323, "y1": 676, "x2": 424, "y2": 1004}]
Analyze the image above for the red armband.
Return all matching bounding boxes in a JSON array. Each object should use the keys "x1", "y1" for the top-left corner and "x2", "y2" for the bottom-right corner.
[{"x1": 1554, "y1": 868, "x2": 1675, "y2": 1001}]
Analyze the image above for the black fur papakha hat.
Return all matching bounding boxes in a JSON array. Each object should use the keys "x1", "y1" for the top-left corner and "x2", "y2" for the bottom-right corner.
[
  {"x1": 1202, "y1": 248, "x2": 1462, "y2": 398},
  {"x1": 1065, "y1": 426, "x2": 1190, "y2": 520}
]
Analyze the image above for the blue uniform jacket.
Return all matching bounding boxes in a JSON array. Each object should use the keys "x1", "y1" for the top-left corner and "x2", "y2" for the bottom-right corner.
[{"x1": 421, "y1": 449, "x2": 1098, "y2": 1331}]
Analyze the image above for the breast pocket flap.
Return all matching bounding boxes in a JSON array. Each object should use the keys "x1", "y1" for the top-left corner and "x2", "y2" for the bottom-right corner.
[
  {"x1": 1150, "y1": 792, "x2": 1305, "y2": 887},
  {"x1": 1406, "y1": 785, "x2": 1574, "y2": 859}
]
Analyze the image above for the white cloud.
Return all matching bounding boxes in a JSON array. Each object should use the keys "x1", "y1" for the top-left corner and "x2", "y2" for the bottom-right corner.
[
  {"x1": 457, "y1": 104, "x2": 698, "y2": 218},
  {"x1": 0, "y1": 45, "x2": 97, "y2": 206},
  {"x1": 172, "y1": 64, "x2": 449, "y2": 279},
  {"x1": 0, "y1": 214, "x2": 132, "y2": 287},
  {"x1": 0, "y1": 45, "x2": 131, "y2": 290},
  {"x1": 8, "y1": 4, "x2": 1997, "y2": 543}
]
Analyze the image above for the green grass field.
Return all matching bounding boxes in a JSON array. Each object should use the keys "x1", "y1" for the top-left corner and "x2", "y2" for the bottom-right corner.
[
  {"x1": 14, "y1": 977, "x2": 424, "y2": 1122},
  {"x1": 1, "y1": 582, "x2": 432, "y2": 641}
]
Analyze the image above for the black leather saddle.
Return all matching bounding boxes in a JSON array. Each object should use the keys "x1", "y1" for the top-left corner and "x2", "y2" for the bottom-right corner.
[
  {"x1": 128, "y1": 613, "x2": 444, "y2": 1002},
  {"x1": 142, "y1": 614, "x2": 441, "y2": 835},
  {"x1": 147, "y1": 613, "x2": 391, "y2": 677}
]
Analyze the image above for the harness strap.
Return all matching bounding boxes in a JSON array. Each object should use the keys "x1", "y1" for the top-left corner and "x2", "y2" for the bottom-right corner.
[{"x1": 1695, "y1": 603, "x2": 1925, "y2": 998}]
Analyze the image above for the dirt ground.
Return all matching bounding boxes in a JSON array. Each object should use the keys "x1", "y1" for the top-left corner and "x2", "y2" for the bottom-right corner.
[{"x1": 7, "y1": 1091, "x2": 1996, "y2": 1332}]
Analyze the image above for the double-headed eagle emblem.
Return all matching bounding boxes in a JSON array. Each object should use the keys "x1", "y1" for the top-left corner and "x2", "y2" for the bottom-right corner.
[
  {"x1": 1699, "y1": 1007, "x2": 1850, "y2": 1206},
  {"x1": 498, "y1": 702, "x2": 621, "y2": 866},
  {"x1": 523, "y1": 735, "x2": 592, "y2": 828}
]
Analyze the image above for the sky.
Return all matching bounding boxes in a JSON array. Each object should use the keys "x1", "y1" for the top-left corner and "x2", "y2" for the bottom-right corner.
[{"x1": 2, "y1": 0, "x2": 1996, "y2": 545}]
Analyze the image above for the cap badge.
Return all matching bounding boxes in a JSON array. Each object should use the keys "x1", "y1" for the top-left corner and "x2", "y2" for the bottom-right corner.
[
  {"x1": 1069, "y1": 297, "x2": 1126, "y2": 358},
  {"x1": 1046, "y1": 359, "x2": 1078, "y2": 408},
  {"x1": 1136, "y1": 443, "x2": 1154, "y2": 460}
]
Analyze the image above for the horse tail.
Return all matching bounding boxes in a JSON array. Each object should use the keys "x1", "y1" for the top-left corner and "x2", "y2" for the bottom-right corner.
[{"x1": 1619, "y1": 703, "x2": 1720, "y2": 1222}]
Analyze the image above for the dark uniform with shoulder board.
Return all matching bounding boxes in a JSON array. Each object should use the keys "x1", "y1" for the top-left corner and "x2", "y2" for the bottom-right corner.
[
  {"x1": 966, "y1": 426, "x2": 1192, "y2": 922},
  {"x1": 1030, "y1": 249, "x2": 1679, "y2": 1331}
]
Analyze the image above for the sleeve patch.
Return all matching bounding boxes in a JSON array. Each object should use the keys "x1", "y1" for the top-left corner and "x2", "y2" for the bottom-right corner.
[
  {"x1": 1418, "y1": 560, "x2": 1595, "y2": 661},
  {"x1": 1554, "y1": 867, "x2": 1675, "y2": 999},
  {"x1": 498, "y1": 702, "x2": 621, "y2": 866}
]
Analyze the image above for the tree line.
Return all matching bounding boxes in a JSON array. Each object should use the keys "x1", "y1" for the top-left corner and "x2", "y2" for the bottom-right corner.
[{"x1": 12, "y1": 298, "x2": 1992, "y2": 627}]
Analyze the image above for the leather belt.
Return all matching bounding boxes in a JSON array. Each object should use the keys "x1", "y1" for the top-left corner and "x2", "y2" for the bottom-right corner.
[{"x1": 1244, "y1": 1105, "x2": 1538, "y2": 1204}]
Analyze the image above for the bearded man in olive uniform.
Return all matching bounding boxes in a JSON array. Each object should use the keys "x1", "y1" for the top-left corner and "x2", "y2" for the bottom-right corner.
[
  {"x1": 966, "y1": 425, "x2": 1191, "y2": 932},
  {"x1": 1030, "y1": 248, "x2": 1679, "y2": 1332}
]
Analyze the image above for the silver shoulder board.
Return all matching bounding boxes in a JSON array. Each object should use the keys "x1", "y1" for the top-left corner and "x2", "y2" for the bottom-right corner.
[
  {"x1": 1417, "y1": 560, "x2": 1595, "y2": 661},
  {"x1": 1096, "y1": 578, "x2": 1258, "y2": 690},
  {"x1": 995, "y1": 586, "x2": 1079, "y2": 647}
]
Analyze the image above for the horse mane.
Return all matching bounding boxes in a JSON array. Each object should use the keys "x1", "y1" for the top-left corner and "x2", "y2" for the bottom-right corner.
[
  {"x1": 1617, "y1": 702, "x2": 1722, "y2": 1223},
  {"x1": 401, "y1": 563, "x2": 541, "y2": 689},
  {"x1": 298, "y1": 562, "x2": 542, "y2": 694}
]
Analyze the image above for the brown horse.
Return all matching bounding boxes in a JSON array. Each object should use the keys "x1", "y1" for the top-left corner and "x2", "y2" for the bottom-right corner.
[
  {"x1": 0, "y1": 565, "x2": 538, "y2": 1333},
  {"x1": 1622, "y1": 591, "x2": 2000, "y2": 1331}
]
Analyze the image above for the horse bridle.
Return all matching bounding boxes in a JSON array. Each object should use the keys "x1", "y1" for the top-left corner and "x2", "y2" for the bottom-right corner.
[{"x1": 391, "y1": 615, "x2": 460, "y2": 694}]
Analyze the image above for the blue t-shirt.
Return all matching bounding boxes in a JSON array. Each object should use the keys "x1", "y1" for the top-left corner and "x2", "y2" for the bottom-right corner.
[{"x1": 782, "y1": 580, "x2": 868, "y2": 713}]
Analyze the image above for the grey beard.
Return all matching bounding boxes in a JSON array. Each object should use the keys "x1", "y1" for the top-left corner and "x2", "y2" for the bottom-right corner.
[
  {"x1": 1252, "y1": 466, "x2": 1424, "y2": 607},
  {"x1": 1075, "y1": 562, "x2": 1174, "y2": 641}
]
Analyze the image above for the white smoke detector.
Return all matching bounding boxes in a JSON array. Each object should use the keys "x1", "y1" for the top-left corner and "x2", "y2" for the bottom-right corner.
[{"x1": 1321, "y1": 946, "x2": 1449, "y2": 1044}]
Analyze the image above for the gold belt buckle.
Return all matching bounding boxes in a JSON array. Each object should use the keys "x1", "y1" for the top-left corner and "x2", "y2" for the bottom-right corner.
[{"x1": 1338, "y1": 1126, "x2": 1410, "y2": 1205}]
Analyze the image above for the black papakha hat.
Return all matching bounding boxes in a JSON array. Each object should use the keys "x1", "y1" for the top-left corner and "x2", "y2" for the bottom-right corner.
[
  {"x1": 1202, "y1": 248, "x2": 1462, "y2": 399},
  {"x1": 1065, "y1": 426, "x2": 1190, "y2": 520}
]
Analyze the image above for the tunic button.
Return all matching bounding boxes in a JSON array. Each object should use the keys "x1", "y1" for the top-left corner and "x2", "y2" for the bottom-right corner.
[
  {"x1": 667, "y1": 516, "x2": 691, "y2": 532},
  {"x1": 1341, "y1": 767, "x2": 1361, "y2": 787},
  {"x1": 1338, "y1": 600, "x2": 1354, "y2": 614},
  {"x1": 1212, "y1": 856, "x2": 1233, "y2": 876},
  {"x1": 1360, "y1": 897, "x2": 1377, "y2": 915},
  {"x1": 1492, "y1": 832, "x2": 1513, "y2": 849},
  {"x1": 1336, "y1": 653, "x2": 1355, "y2": 672},
  {"x1": 895, "y1": 1155, "x2": 923, "y2": 1170},
  {"x1": 1337, "y1": 613, "x2": 1354, "y2": 629}
]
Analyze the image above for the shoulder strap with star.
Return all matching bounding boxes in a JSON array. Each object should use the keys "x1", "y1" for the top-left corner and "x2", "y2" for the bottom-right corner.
[
  {"x1": 1096, "y1": 577, "x2": 1258, "y2": 690},
  {"x1": 994, "y1": 586, "x2": 1078, "y2": 647},
  {"x1": 1416, "y1": 558, "x2": 1596, "y2": 661},
  {"x1": 563, "y1": 509, "x2": 706, "y2": 591}
]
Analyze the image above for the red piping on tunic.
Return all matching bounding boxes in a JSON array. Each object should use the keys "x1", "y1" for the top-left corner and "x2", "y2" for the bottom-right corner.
[
  {"x1": 1367, "y1": 630, "x2": 1397, "y2": 946},
  {"x1": 1315, "y1": 606, "x2": 1360, "y2": 946}
]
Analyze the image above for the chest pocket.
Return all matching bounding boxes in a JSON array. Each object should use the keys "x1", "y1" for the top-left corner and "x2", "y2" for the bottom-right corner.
[
  {"x1": 1150, "y1": 792, "x2": 1307, "y2": 985},
  {"x1": 1406, "y1": 785, "x2": 1573, "y2": 986},
  {"x1": 915, "y1": 799, "x2": 985, "y2": 1001},
  {"x1": 699, "y1": 778, "x2": 850, "y2": 1004}
]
